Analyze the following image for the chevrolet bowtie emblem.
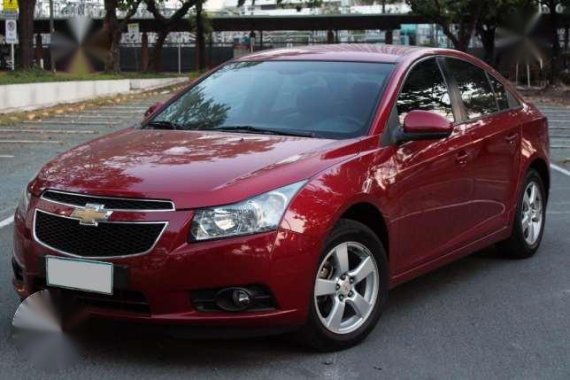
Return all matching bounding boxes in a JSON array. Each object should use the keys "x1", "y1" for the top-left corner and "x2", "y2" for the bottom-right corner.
[{"x1": 70, "y1": 203, "x2": 113, "y2": 226}]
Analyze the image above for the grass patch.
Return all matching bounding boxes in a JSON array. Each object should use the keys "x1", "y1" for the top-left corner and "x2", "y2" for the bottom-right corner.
[{"x1": 0, "y1": 69, "x2": 197, "y2": 85}]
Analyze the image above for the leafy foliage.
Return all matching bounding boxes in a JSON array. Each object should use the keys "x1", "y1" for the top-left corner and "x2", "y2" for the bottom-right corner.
[
  {"x1": 406, "y1": 0, "x2": 485, "y2": 50},
  {"x1": 406, "y1": 0, "x2": 539, "y2": 55}
]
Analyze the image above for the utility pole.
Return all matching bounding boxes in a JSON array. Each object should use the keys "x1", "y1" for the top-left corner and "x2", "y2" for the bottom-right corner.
[{"x1": 49, "y1": 0, "x2": 56, "y2": 73}]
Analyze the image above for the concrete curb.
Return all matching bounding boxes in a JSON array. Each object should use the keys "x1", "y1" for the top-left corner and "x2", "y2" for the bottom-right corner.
[{"x1": 0, "y1": 77, "x2": 188, "y2": 113}]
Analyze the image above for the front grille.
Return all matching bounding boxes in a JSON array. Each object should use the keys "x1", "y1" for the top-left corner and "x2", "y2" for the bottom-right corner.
[
  {"x1": 42, "y1": 190, "x2": 174, "y2": 211},
  {"x1": 34, "y1": 210, "x2": 166, "y2": 257}
]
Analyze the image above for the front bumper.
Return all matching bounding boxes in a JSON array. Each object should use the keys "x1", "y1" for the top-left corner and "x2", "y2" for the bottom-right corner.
[{"x1": 12, "y1": 197, "x2": 321, "y2": 328}]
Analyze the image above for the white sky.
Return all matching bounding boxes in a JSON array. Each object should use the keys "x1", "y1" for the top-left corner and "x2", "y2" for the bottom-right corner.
[{"x1": 205, "y1": 0, "x2": 226, "y2": 11}]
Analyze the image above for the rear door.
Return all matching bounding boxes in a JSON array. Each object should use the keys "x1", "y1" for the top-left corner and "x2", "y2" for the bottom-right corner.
[
  {"x1": 391, "y1": 57, "x2": 477, "y2": 272},
  {"x1": 443, "y1": 58, "x2": 521, "y2": 236}
]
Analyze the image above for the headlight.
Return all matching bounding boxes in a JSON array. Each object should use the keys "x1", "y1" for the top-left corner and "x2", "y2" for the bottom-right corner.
[
  {"x1": 190, "y1": 181, "x2": 306, "y2": 241},
  {"x1": 17, "y1": 187, "x2": 31, "y2": 214}
]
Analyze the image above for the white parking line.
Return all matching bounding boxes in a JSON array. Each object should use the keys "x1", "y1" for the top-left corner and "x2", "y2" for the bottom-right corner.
[
  {"x1": 551, "y1": 164, "x2": 570, "y2": 177},
  {"x1": 0, "y1": 215, "x2": 14, "y2": 229},
  {"x1": 0, "y1": 129, "x2": 95, "y2": 134},
  {"x1": 0, "y1": 140, "x2": 62, "y2": 144},
  {"x1": 0, "y1": 155, "x2": 15, "y2": 158}
]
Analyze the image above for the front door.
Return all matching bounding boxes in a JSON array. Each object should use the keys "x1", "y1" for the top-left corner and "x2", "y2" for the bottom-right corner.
[{"x1": 390, "y1": 57, "x2": 477, "y2": 273}]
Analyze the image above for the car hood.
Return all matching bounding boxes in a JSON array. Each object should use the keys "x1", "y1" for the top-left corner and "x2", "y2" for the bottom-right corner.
[{"x1": 33, "y1": 128, "x2": 365, "y2": 209}]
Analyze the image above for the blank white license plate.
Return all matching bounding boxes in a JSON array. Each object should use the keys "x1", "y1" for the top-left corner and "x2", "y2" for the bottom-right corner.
[{"x1": 46, "y1": 256, "x2": 113, "y2": 295}]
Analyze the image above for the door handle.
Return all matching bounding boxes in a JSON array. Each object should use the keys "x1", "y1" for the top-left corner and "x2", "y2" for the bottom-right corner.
[
  {"x1": 456, "y1": 151, "x2": 469, "y2": 165},
  {"x1": 504, "y1": 133, "x2": 518, "y2": 144}
]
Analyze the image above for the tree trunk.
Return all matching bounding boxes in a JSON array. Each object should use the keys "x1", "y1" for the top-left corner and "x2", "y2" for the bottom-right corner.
[
  {"x1": 440, "y1": 26, "x2": 466, "y2": 51},
  {"x1": 195, "y1": 1, "x2": 206, "y2": 71},
  {"x1": 147, "y1": 29, "x2": 169, "y2": 72},
  {"x1": 563, "y1": 27, "x2": 570, "y2": 70},
  {"x1": 478, "y1": 26, "x2": 496, "y2": 65},
  {"x1": 548, "y1": 0, "x2": 561, "y2": 84},
  {"x1": 100, "y1": 0, "x2": 141, "y2": 73},
  {"x1": 107, "y1": 31, "x2": 122, "y2": 73},
  {"x1": 144, "y1": 0, "x2": 195, "y2": 72},
  {"x1": 35, "y1": 34, "x2": 44, "y2": 66},
  {"x1": 18, "y1": 0, "x2": 37, "y2": 69},
  {"x1": 141, "y1": 32, "x2": 149, "y2": 71},
  {"x1": 103, "y1": 0, "x2": 121, "y2": 73}
]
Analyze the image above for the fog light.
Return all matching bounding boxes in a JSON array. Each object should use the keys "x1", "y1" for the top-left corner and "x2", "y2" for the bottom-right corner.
[
  {"x1": 214, "y1": 287, "x2": 253, "y2": 312},
  {"x1": 232, "y1": 289, "x2": 251, "y2": 308}
]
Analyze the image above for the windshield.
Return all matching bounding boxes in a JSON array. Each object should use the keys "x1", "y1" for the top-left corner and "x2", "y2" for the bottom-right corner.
[{"x1": 148, "y1": 61, "x2": 394, "y2": 139}]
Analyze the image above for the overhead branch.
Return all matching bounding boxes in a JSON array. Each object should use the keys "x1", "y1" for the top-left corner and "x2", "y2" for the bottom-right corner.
[
  {"x1": 119, "y1": 0, "x2": 144, "y2": 29},
  {"x1": 145, "y1": 0, "x2": 198, "y2": 26}
]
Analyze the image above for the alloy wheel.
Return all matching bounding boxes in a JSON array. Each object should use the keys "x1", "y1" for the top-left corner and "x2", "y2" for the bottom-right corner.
[
  {"x1": 521, "y1": 181, "x2": 543, "y2": 246},
  {"x1": 314, "y1": 241, "x2": 379, "y2": 335}
]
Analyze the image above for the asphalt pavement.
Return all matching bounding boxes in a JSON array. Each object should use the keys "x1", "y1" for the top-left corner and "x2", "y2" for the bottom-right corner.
[{"x1": 0, "y1": 96, "x2": 569, "y2": 379}]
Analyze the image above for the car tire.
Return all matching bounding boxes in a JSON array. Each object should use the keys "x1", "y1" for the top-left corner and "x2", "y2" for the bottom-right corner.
[
  {"x1": 299, "y1": 219, "x2": 389, "y2": 352},
  {"x1": 497, "y1": 168, "x2": 546, "y2": 259}
]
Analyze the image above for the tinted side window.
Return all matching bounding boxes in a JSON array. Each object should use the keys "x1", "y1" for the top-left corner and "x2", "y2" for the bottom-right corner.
[
  {"x1": 446, "y1": 59, "x2": 497, "y2": 119},
  {"x1": 488, "y1": 75, "x2": 509, "y2": 110},
  {"x1": 397, "y1": 58, "x2": 454, "y2": 124}
]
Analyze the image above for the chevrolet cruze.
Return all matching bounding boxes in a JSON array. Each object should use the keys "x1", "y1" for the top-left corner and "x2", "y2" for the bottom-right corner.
[{"x1": 12, "y1": 45, "x2": 549, "y2": 351}]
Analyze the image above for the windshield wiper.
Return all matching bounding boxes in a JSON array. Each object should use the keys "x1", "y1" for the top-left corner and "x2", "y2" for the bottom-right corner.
[
  {"x1": 142, "y1": 121, "x2": 184, "y2": 130},
  {"x1": 213, "y1": 125, "x2": 316, "y2": 138}
]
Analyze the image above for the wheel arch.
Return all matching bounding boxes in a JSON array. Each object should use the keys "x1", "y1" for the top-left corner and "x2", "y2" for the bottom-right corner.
[
  {"x1": 528, "y1": 158, "x2": 550, "y2": 201},
  {"x1": 339, "y1": 202, "x2": 390, "y2": 261}
]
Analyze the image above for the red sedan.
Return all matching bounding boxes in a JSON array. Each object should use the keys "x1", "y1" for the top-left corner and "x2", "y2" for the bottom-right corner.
[{"x1": 12, "y1": 45, "x2": 549, "y2": 351}]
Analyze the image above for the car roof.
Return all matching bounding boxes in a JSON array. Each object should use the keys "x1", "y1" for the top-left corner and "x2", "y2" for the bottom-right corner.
[{"x1": 236, "y1": 44, "x2": 450, "y2": 64}]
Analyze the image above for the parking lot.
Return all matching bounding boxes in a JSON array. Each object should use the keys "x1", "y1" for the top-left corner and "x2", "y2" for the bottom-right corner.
[{"x1": 0, "y1": 95, "x2": 569, "y2": 379}]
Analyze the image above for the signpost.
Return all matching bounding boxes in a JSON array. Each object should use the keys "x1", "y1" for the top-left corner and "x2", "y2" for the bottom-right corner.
[
  {"x1": 127, "y1": 23, "x2": 139, "y2": 70},
  {"x1": 2, "y1": 0, "x2": 19, "y2": 70},
  {"x1": 2, "y1": 0, "x2": 19, "y2": 13},
  {"x1": 5, "y1": 19, "x2": 18, "y2": 70},
  {"x1": 127, "y1": 23, "x2": 139, "y2": 42}
]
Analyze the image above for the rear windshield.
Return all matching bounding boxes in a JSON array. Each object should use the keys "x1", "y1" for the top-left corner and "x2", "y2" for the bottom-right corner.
[{"x1": 149, "y1": 61, "x2": 394, "y2": 139}]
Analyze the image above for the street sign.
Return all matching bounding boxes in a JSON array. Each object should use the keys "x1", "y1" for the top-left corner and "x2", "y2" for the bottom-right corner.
[
  {"x1": 2, "y1": 11, "x2": 18, "y2": 19},
  {"x1": 127, "y1": 23, "x2": 139, "y2": 42},
  {"x1": 2, "y1": 0, "x2": 18, "y2": 13},
  {"x1": 5, "y1": 19, "x2": 18, "y2": 44}
]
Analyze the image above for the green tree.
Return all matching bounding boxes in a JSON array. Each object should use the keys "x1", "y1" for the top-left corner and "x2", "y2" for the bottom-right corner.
[
  {"x1": 476, "y1": 0, "x2": 537, "y2": 64},
  {"x1": 144, "y1": 0, "x2": 199, "y2": 72},
  {"x1": 103, "y1": 0, "x2": 143, "y2": 73},
  {"x1": 406, "y1": 0, "x2": 485, "y2": 51}
]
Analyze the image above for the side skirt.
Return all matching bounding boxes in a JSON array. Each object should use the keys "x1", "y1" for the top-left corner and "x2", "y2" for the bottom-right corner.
[{"x1": 389, "y1": 226, "x2": 511, "y2": 288}]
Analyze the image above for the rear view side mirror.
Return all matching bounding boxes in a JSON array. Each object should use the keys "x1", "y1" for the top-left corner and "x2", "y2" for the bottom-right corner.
[
  {"x1": 144, "y1": 102, "x2": 164, "y2": 118},
  {"x1": 397, "y1": 110, "x2": 453, "y2": 143}
]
